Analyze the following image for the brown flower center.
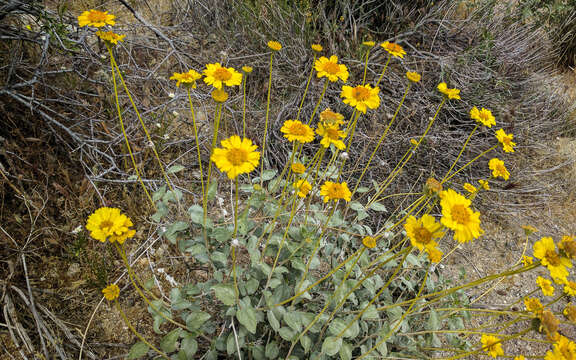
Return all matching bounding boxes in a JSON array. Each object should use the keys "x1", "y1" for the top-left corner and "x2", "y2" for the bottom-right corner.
[
  {"x1": 227, "y1": 148, "x2": 248, "y2": 166},
  {"x1": 88, "y1": 11, "x2": 108, "y2": 22},
  {"x1": 545, "y1": 250, "x2": 561, "y2": 266},
  {"x1": 289, "y1": 123, "x2": 308, "y2": 136},
  {"x1": 325, "y1": 127, "x2": 341, "y2": 140},
  {"x1": 100, "y1": 220, "x2": 114, "y2": 233},
  {"x1": 414, "y1": 226, "x2": 432, "y2": 245},
  {"x1": 214, "y1": 67, "x2": 232, "y2": 81},
  {"x1": 323, "y1": 62, "x2": 341, "y2": 74},
  {"x1": 352, "y1": 86, "x2": 371, "y2": 101},
  {"x1": 451, "y1": 204, "x2": 470, "y2": 224}
]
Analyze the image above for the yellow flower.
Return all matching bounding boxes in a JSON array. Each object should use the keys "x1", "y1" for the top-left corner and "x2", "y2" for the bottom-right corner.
[
  {"x1": 380, "y1": 41, "x2": 406, "y2": 58},
  {"x1": 86, "y1": 207, "x2": 136, "y2": 244},
  {"x1": 340, "y1": 84, "x2": 380, "y2": 114},
  {"x1": 533, "y1": 237, "x2": 573, "y2": 283},
  {"x1": 78, "y1": 9, "x2": 115, "y2": 27},
  {"x1": 280, "y1": 120, "x2": 315, "y2": 143},
  {"x1": 564, "y1": 281, "x2": 576, "y2": 296},
  {"x1": 316, "y1": 122, "x2": 346, "y2": 150},
  {"x1": 488, "y1": 158, "x2": 510, "y2": 180},
  {"x1": 480, "y1": 334, "x2": 504, "y2": 358},
  {"x1": 406, "y1": 71, "x2": 421, "y2": 83},
  {"x1": 242, "y1": 66, "x2": 253, "y2": 73},
  {"x1": 95, "y1": 31, "x2": 125, "y2": 45},
  {"x1": 211, "y1": 89, "x2": 229, "y2": 103},
  {"x1": 564, "y1": 303, "x2": 576, "y2": 322},
  {"x1": 211, "y1": 136, "x2": 260, "y2": 179},
  {"x1": 267, "y1": 41, "x2": 282, "y2": 51},
  {"x1": 522, "y1": 225, "x2": 538, "y2": 236},
  {"x1": 463, "y1": 183, "x2": 477, "y2": 194},
  {"x1": 427, "y1": 247, "x2": 443, "y2": 263},
  {"x1": 362, "y1": 236, "x2": 377, "y2": 249},
  {"x1": 314, "y1": 55, "x2": 349, "y2": 83},
  {"x1": 478, "y1": 179, "x2": 490, "y2": 190},
  {"x1": 291, "y1": 163, "x2": 306, "y2": 174},
  {"x1": 540, "y1": 310, "x2": 559, "y2": 338},
  {"x1": 311, "y1": 44, "x2": 323, "y2": 52},
  {"x1": 319, "y1": 108, "x2": 345, "y2": 126},
  {"x1": 440, "y1": 189, "x2": 483, "y2": 243},
  {"x1": 362, "y1": 41, "x2": 375, "y2": 47},
  {"x1": 102, "y1": 284, "x2": 120, "y2": 301},
  {"x1": 425, "y1": 177, "x2": 443, "y2": 195},
  {"x1": 170, "y1": 69, "x2": 202, "y2": 88},
  {"x1": 514, "y1": 356, "x2": 526, "y2": 360},
  {"x1": 293, "y1": 179, "x2": 312, "y2": 198},
  {"x1": 537, "y1": 276, "x2": 555, "y2": 296},
  {"x1": 545, "y1": 335, "x2": 576, "y2": 360},
  {"x1": 437, "y1": 82, "x2": 461, "y2": 100},
  {"x1": 522, "y1": 256, "x2": 534, "y2": 266},
  {"x1": 559, "y1": 235, "x2": 576, "y2": 259},
  {"x1": 524, "y1": 297, "x2": 543, "y2": 315},
  {"x1": 404, "y1": 215, "x2": 444, "y2": 251},
  {"x1": 320, "y1": 181, "x2": 351, "y2": 202},
  {"x1": 470, "y1": 107, "x2": 496, "y2": 128},
  {"x1": 203, "y1": 63, "x2": 243, "y2": 89},
  {"x1": 495, "y1": 129, "x2": 516, "y2": 153}
]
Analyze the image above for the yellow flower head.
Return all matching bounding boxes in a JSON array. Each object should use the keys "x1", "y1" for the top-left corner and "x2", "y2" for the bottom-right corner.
[
  {"x1": 488, "y1": 158, "x2": 510, "y2": 180},
  {"x1": 102, "y1": 284, "x2": 120, "y2": 301},
  {"x1": 537, "y1": 276, "x2": 555, "y2": 296},
  {"x1": 478, "y1": 179, "x2": 490, "y2": 191},
  {"x1": 470, "y1": 107, "x2": 496, "y2": 128},
  {"x1": 533, "y1": 237, "x2": 573, "y2": 283},
  {"x1": 425, "y1": 177, "x2": 443, "y2": 195},
  {"x1": 480, "y1": 334, "x2": 504, "y2": 358},
  {"x1": 522, "y1": 225, "x2": 538, "y2": 236},
  {"x1": 404, "y1": 215, "x2": 444, "y2": 251},
  {"x1": 170, "y1": 69, "x2": 202, "y2": 88},
  {"x1": 78, "y1": 9, "x2": 115, "y2": 27},
  {"x1": 314, "y1": 56, "x2": 349, "y2": 82},
  {"x1": 96, "y1": 31, "x2": 125, "y2": 45},
  {"x1": 280, "y1": 120, "x2": 315, "y2": 143},
  {"x1": 381, "y1": 41, "x2": 406, "y2": 58},
  {"x1": 565, "y1": 281, "x2": 576, "y2": 296},
  {"x1": 291, "y1": 162, "x2": 306, "y2": 174},
  {"x1": 311, "y1": 44, "x2": 323, "y2": 52},
  {"x1": 362, "y1": 236, "x2": 377, "y2": 249},
  {"x1": 210, "y1": 136, "x2": 260, "y2": 179},
  {"x1": 316, "y1": 122, "x2": 346, "y2": 150},
  {"x1": 203, "y1": 63, "x2": 243, "y2": 89},
  {"x1": 320, "y1": 181, "x2": 351, "y2": 202},
  {"x1": 362, "y1": 41, "x2": 375, "y2": 47},
  {"x1": 211, "y1": 89, "x2": 229, "y2": 103},
  {"x1": 559, "y1": 235, "x2": 576, "y2": 260},
  {"x1": 545, "y1": 335, "x2": 576, "y2": 360},
  {"x1": 463, "y1": 183, "x2": 477, "y2": 194},
  {"x1": 340, "y1": 84, "x2": 380, "y2": 114},
  {"x1": 242, "y1": 66, "x2": 253, "y2": 73},
  {"x1": 495, "y1": 129, "x2": 516, "y2": 153},
  {"x1": 267, "y1": 41, "x2": 282, "y2": 51},
  {"x1": 293, "y1": 179, "x2": 312, "y2": 198},
  {"x1": 86, "y1": 207, "x2": 136, "y2": 244},
  {"x1": 564, "y1": 303, "x2": 576, "y2": 322},
  {"x1": 522, "y1": 255, "x2": 534, "y2": 266},
  {"x1": 406, "y1": 71, "x2": 421, "y2": 83},
  {"x1": 540, "y1": 310, "x2": 559, "y2": 338},
  {"x1": 514, "y1": 356, "x2": 526, "y2": 360},
  {"x1": 426, "y1": 247, "x2": 443, "y2": 263},
  {"x1": 319, "y1": 108, "x2": 345, "y2": 126},
  {"x1": 440, "y1": 189, "x2": 483, "y2": 243},
  {"x1": 437, "y1": 82, "x2": 461, "y2": 100},
  {"x1": 524, "y1": 297, "x2": 543, "y2": 315}
]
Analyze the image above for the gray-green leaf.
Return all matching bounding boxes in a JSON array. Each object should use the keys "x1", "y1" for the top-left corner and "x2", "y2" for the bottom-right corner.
[
  {"x1": 236, "y1": 305, "x2": 258, "y2": 334},
  {"x1": 127, "y1": 341, "x2": 149, "y2": 359},
  {"x1": 322, "y1": 336, "x2": 342, "y2": 356},
  {"x1": 212, "y1": 283, "x2": 236, "y2": 306},
  {"x1": 160, "y1": 328, "x2": 181, "y2": 353}
]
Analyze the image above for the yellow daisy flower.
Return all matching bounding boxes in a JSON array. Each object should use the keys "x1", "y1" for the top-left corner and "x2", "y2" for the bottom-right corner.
[
  {"x1": 427, "y1": 247, "x2": 443, "y2": 263},
  {"x1": 540, "y1": 310, "x2": 559, "y2": 338},
  {"x1": 514, "y1": 356, "x2": 526, "y2": 360},
  {"x1": 95, "y1": 31, "x2": 125, "y2": 45},
  {"x1": 480, "y1": 334, "x2": 504, "y2": 358},
  {"x1": 362, "y1": 236, "x2": 377, "y2": 248},
  {"x1": 340, "y1": 84, "x2": 380, "y2": 114},
  {"x1": 316, "y1": 122, "x2": 346, "y2": 150},
  {"x1": 242, "y1": 66, "x2": 253, "y2": 73},
  {"x1": 211, "y1": 136, "x2": 260, "y2": 179},
  {"x1": 564, "y1": 303, "x2": 576, "y2": 322},
  {"x1": 524, "y1": 297, "x2": 543, "y2": 315},
  {"x1": 522, "y1": 225, "x2": 538, "y2": 236},
  {"x1": 320, "y1": 181, "x2": 351, "y2": 202},
  {"x1": 381, "y1": 41, "x2": 406, "y2": 58},
  {"x1": 425, "y1": 177, "x2": 443, "y2": 195},
  {"x1": 537, "y1": 276, "x2": 555, "y2": 296},
  {"x1": 533, "y1": 237, "x2": 573, "y2": 283},
  {"x1": 86, "y1": 207, "x2": 136, "y2": 244},
  {"x1": 291, "y1": 163, "x2": 306, "y2": 174},
  {"x1": 170, "y1": 69, "x2": 202, "y2": 88},
  {"x1": 319, "y1": 108, "x2": 345, "y2": 126},
  {"x1": 293, "y1": 179, "x2": 312, "y2": 198},
  {"x1": 559, "y1": 235, "x2": 576, "y2": 259},
  {"x1": 78, "y1": 9, "x2": 115, "y2": 28},
  {"x1": 463, "y1": 183, "x2": 477, "y2": 193},
  {"x1": 314, "y1": 55, "x2": 349, "y2": 83},
  {"x1": 437, "y1": 82, "x2": 461, "y2": 100},
  {"x1": 311, "y1": 44, "x2": 323, "y2": 52},
  {"x1": 267, "y1": 41, "x2": 282, "y2": 51},
  {"x1": 203, "y1": 63, "x2": 243, "y2": 89},
  {"x1": 564, "y1": 281, "x2": 576, "y2": 296},
  {"x1": 440, "y1": 189, "x2": 483, "y2": 243},
  {"x1": 495, "y1": 129, "x2": 516, "y2": 153},
  {"x1": 470, "y1": 107, "x2": 496, "y2": 128},
  {"x1": 280, "y1": 120, "x2": 315, "y2": 143},
  {"x1": 478, "y1": 179, "x2": 490, "y2": 190},
  {"x1": 522, "y1": 256, "x2": 534, "y2": 266},
  {"x1": 102, "y1": 284, "x2": 120, "y2": 301},
  {"x1": 406, "y1": 71, "x2": 421, "y2": 83},
  {"x1": 404, "y1": 215, "x2": 444, "y2": 251},
  {"x1": 488, "y1": 158, "x2": 510, "y2": 180},
  {"x1": 211, "y1": 89, "x2": 229, "y2": 103},
  {"x1": 545, "y1": 335, "x2": 576, "y2": 360}
]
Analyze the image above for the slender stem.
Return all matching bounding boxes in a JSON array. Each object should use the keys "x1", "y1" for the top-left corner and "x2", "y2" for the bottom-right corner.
[
  {"x1": 296, "y1": 54, "x2": 317, "y2": 122},
  {"x1": 442, "y1": 145, "x2": 498, "y2": 184},
  {"x1": 306, "y1": 79, "x2": 329, "y2": 125},
  {"x1": 441, "y1": 124, "x2": 479, "y2": 182},
  {"x1": 242, "y1": 73, "x2": 248, "y2": 138},
  {"x1": 375, "y1": 54, "x2": 391, "y2": 87},
  {"x1": 362, "y1": 48, "x2": 372, "y2": 85},
  {"x1": 233, "y1": 178, "x2": 239, "y2": 237},
  {"x1": 204, "y1": 104, "x2": 222, "y2": 248},
  {"x1": 260, "y1": 52, "x2": 275, "y2": 187},
  {"x1": 187, "y1": 89, "x2": 205, "y2": 200}
]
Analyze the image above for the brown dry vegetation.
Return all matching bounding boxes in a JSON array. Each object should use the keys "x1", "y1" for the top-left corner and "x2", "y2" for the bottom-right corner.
[{"x1": 1, "y1": 0, "x2": 576, "y2": 358}]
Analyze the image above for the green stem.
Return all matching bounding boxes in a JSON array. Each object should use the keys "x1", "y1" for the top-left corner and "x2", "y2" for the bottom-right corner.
[
  {"x1": 375, "y1": 54, "x2": 391, "y2": 87},
  {"x1": 296, "y1": 54, "x2": 317, "y2": 121},
  {"x1": 441, "y1": 124, "x2": 479, "y2": 182},
  {"x1": 306, "y1": 79, "x2": 329, "y2": 125},
  {"x1": 187, "y1": 89, "x2": 205, "y2": 201},
  {"x1": 204, "y1": 104, "x2": 222, "y2": 249},
  {"x1": 260, "y1": 52, "x2": 275, "y2": 187}
]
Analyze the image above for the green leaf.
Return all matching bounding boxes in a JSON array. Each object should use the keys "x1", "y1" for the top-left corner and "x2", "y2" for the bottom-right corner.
[
  {"x1": 188, "y1": 205, "x2": 203, "y2": 224},
  {"x1": 428, "y1": 309, "x2": 440, "y2": 330},
  {"x1": 300, "y1": 335, "x2": 312, "y2": 354},
  {"x1": 361, "y1": 305, "x2": 379, "y2": 320},
  {"x1": 265, "y1": 341, "x2": 279, "y2": 359},
  {"x1": 369, "y1": 202, "x2": 387, "y2": 212},
  {"x1": 212, "y1": 284, "x2": 236, "y2": 306},
  {"x1": 357, "y1": 210, "x2": 369, "y2": 221},
  {"x1": 160, "y1": 328, "x2": 181, "y2": 353},
  {"x1": 283, "y1": 312, "x2": 302, "y2": 332},
  {"x1": 328, "y1": 318, "x2": 358, "y2": 338},
  {"x1": 339, "y1": 341, "x2": 352, "y2": 360},
  {"x1": 349, "y1": 201, "x2": 364, "y2": 212},
  {"x1": 245, "y1": 278, "x2": 259, "y2": 295},
  {"x1": 164, "y1": 221, "x2": 189, "y2": 244},
  {"x1": 278, "y1": 327, "x2": 296, "y2": 341},
  {"x1": 237, "y1": 305, "x2": 258, "y2": 334},
  {"x1": 181, "y1": 336, "x2": 198, "y2": 358},
  {"x1": 127, "y1": 342, "x2": 149, "y2": 359},
  {"x1": 267, "y1": 311, "x2": 280, "y2": 332},
  {"x1": 356, "y1": 186, "x2": 370, "y2": 193},
  {"x1": 321, "y1": 336, "x2": 342, "y2": 356},
  {"x1": 185, "y1": 311, "x2": 211, "y2": 330},
  {"x1": 376, "y1": 339, "x2": 387, "y2": 356},
  {"x1": 211, "y1": 227, "x2": 233, "y2": 243},
  {"x1": 207, "y1": 180, "x2": 218, "y2": 200},
  {"x1": 167, "y1": 164, "x2": 186, "y2": 174},
  {"x1": 261, "y1": 169, "x2": 277, "y2": 181}
]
